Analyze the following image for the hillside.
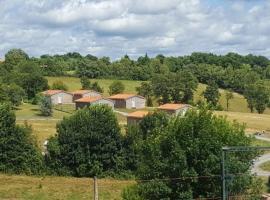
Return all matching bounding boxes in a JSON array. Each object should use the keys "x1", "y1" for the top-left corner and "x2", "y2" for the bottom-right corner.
[{"x1": 47, "y1": 76, "x2": 270, "y2": 114}]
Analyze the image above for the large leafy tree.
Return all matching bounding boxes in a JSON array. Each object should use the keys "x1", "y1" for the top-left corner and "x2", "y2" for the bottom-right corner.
[
  {"x1": 203, "y1": 81, "x2": 221, "y2": 107},
  {"x1": 4, "y1": 49, "x2": 29, "y2": 71},
  {"x1": 124, "y1": 108, "x2": 260, "y2": 199},
  {"x1": 0, "y1": 103, "x2": 43, "y2": 174},
  {"x1": 45, "y1": 105, "x2": 124, "y2": 177},
  {"x1": 0, "y1": 83, "x2": 25, "y2": 106},
  {"x1": 136, "y1": 82, "x2": 153, "y2": 106},
  {"x1": 108, "y1": 80, "x2": 125, "y2": 95},
  {"x1": 244, "y1": 81, "x2": 270, "y2": 114}
]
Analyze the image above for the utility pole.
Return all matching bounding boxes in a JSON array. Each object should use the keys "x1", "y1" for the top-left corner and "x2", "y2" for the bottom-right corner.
[
  {"x1": 94, "y1": 176, "x2": 98, "y2": 200},
  {"x1": 221, "y1": 146, "x2": 270, "y2": 200}
]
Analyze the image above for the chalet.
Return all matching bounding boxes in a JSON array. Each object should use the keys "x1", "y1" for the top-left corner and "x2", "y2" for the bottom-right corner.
[
  {"x1": 72, "y1": 90, "x2": 101, "y2": 102},
  {"x1": 41, "y1": 90, "x2": 73, "y2": 105},
  {"x1": 75, "y1": 96, "x2": 114, "y2": 110},
  {"x1": 108, "y1": 94, "x2": 146, "y2": 109},
  {"x1": 158, "y1": 103, "x2": 191, "y2": 116},
  {"x1": 127, "y1": 110, "x2": 149, "y2": 126}
]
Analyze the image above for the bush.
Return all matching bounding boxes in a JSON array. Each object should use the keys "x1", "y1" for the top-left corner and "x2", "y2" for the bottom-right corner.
[
  {"x1": 0, "y1": 103, "x2": 43, "y2": 174},
  {"x1": 39, "y1": 96, "x2": 53, "y2": 116},
  {"x1": 46, "y1": 105, "x2": 124, "y2": 177},
  {"x1": 108, "y1": 81, "x2": 125, "y2": 95},
  {"x1": 51, "y1": 80, "x2": 68, "y2": 91}
]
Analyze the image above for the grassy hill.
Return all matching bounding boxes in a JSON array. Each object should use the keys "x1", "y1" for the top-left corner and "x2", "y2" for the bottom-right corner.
[{"x1": 47, "y1": 76, "x2": 270, "y2": 114}]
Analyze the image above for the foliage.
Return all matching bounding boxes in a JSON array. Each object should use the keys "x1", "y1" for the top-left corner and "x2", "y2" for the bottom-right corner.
[
  {"x1": 136, "y1": 82, "x2": 153, "y2": 106},
  {"x1": 45, "y1": 105, "x2": 124, "y2": 177},
  {"x1": 0, "y1": 103, "x2": 43, "y2": 174},
  {"x1": 80, "y1": 76, "x2": 91, "y2": 89},
  {"x1": 108, "y1": 80, "x2": 125, "y2": 95},
  {"x1": 4, "y1": 49, "x2": 29, "y2": 71},
  {"x1": 225, "y1": 90, "x2": 234, "y2": 111},
  {"x1": 51, "y1": 80, "x2": 68, "y2": 91},
  {"x1": 0, "y1": 83, "x2": 25, "y2": 106},
  {"x1": 80, "y1": 77, "x2": 104, "y2": 93},
  {"x1": 203, "y1": 81, "x2": 221, "y2": 107},
  {"x1": 39, "y1": 96, "x2": 53, "y2": 116},
  {"x1": 244, "y1": 81, "x2": 270, "y2": 114},
  {"x1": 124, "y1": 108, "x2": 259, "y2": 199}
]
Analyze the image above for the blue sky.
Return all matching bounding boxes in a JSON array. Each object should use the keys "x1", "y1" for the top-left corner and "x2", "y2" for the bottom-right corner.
[{"x1": 0, "y1": 0, "x2": 269, "y2": 59}]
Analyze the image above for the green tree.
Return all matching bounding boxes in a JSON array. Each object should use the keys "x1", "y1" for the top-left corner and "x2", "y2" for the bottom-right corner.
[
  {"x1": 151, "y1": 74, "x2": 172, "y2": 104},
  {"x1": 244, "y1": 81, "x2": 270, "y2": 114},
  {"x1": 45, "y1": 105, "x2": 124, "y2": 177},
  {"x1": 4, "y1": 49, "x2": 29, "y2": 71},
  {"x1": 0, "y1": 83, "x2": 25, "y2": 106},
  {"x1": 51, "y1": 80, "x2": 68, "y2": 91},
  {"x1": 39, "y1": 96, "x2": 53, "y2": 116},
  {"x1": 80, "y1": 76, "x2": 91, "y2": 89},
  {"x1": 136, "y1": 82, "x2": 153, "y2": 106},
  {"x1": 125, "y1": 108, "x2": 259, "y2": 199},
  {"x1": 203, "y1": 81, "x2": 221, "y2": 107},
  {"x1": 91, "y1": 81, "x2": 104, "y2": 93},
  {"x1": 0, "y1": 103, "x2": 43, "y2": 174},
  {"x1": 108, "y1": 81, "x2": 125, "y2": 95},
  {"x1": 225, "y1": 90, "x2": 234, "y2": 111}
]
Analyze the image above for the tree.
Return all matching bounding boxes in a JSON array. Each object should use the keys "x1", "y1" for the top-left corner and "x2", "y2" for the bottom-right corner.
[
  {"x1": 0, "y1": 83, "x2": 25, "y2": 106},
  {"x1": 45, "y1": 105, "x2": 124, "y2": 177},
  {"x1": 39, "y1": 96, "x2": 53, "y2": 116},
  {"x1": 151, "y1": 74, "x2": 172, "y2": 104},
  {"x1": 124, "y1": 108, "x2": 259, "y2": 199},
  {"x1": 203, "y1": 81, "x2": 220, "y2": 107},
  {"x1": 244, "y1": 81, "x2": 270, "y2": 114},
  {"x1": 91, "y1": 81, "x2": 104, "y2": 93},
  {"x1": 108, "y1": 81, "x2": 125, "y2": 95},
  {"x1": 4, "y1": 49, "x2": 29, "y2": 71},
  {"x1": 136, "y1": 82, "x2": 153, "y2": 106},
  {"x1": 225, "y1": 90, "x2": 234, "y2": 111},
  {"x1": 51, "y1": 80, "x2": 68, "y2": 91},
  {"x1": 80, "y1": 76, "x2": 91, "y2": 89},
  {"x1": 0, "y1": 103, "x2": 43, "y2": 174}
]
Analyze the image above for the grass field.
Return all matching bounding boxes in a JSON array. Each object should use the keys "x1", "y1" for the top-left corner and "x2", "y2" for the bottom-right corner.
[
  {"x1": 47, "y1": 76, "x2": 270, "y2": 114},
  {"x1": 0, "y1": 174, "x2": 134, "y2": 200},
  {"x1": 260, "y1": 161, "x2": 270, "y2": 172}
]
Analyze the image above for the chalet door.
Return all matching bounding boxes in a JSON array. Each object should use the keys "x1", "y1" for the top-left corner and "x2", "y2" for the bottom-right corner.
[
  {"x1": 132, "y1": 100, "x2": 135, "y2": 108},
  {"x1": 58, "y1": 95, "x2": 62, "y2": 104}
]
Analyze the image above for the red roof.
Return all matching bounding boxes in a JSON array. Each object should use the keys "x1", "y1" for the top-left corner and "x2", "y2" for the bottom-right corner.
[
  {"x1": 75, "y1": 96, "x2": 103, "y2": 103},
  {"x1": 42, "y1": 90, "x2": 65, "y2": 96},
  {"x1": 72, "y1": 90, "x2": 100, "y2": 95},
  {"x1": 158, "y1": 103, "x2": 189, "y2": 111},
  {"x1": 108, "y1": 94, "x2": 144, "y2": 100},
  {"x1": 127, "y1": 111, "x2": 149, "y2": 119}
]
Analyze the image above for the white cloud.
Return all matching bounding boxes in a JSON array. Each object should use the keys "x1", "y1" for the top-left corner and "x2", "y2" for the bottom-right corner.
[{"x1": 0, "y1": 0, "x2": 270, "y2": 59}]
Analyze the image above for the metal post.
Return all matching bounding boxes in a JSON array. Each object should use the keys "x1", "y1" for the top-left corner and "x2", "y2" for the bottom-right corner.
[
  {"x1": 221, "y1": 149, "x2": 226, "y2": 200},
  {"x1": 94, "y1": 176, "x2": 98, "y2": 200}
]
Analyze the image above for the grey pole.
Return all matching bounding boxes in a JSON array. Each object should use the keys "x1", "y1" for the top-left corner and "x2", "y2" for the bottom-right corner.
[{"x1": 94, "y1": 176, "x2": 98, "y2": 200}]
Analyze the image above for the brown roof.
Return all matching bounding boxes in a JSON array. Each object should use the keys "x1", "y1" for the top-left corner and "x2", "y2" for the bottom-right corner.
[
  {"x1": 108, "y1": 94, "x2": 144, "y2": 100},
  {"x1": 127, "y1": 111, "x2": 149, "y2": 119},
  {"x1": 158, "y1": 103, "x2": 189, "y2": 111},
  {"x1": 42, "y1": 90, "x2": 65, "y2": 96},
  {"x1": 75, "y1": 96, "x2": 103, "y2": 103},
  {"x1": 72, "y1": 90, "x2": 100, "y2": 95}
]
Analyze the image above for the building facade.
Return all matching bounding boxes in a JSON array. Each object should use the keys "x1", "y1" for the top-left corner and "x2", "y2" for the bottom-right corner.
[
  {"x1": 127, "y1": 110, "x2": 149, "y2": 126},
  {"x1": 72, "y1": 90, "x2": 101, "y2": 102},
  {"x1": 42, "y1": 90, "x2": 73, "y2": 105},
  {"x1": 158, "y1": 103, "x2": 191, "y2": 116},
  {"x1": 108, "y1": 94, "x2": 146, "y2": 109},
  {"x1": 75, "y1": 96, "x2": 114, "y2": 110}
]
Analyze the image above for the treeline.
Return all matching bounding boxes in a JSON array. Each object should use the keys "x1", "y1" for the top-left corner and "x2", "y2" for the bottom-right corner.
[
  {"x1": 0, "y1": 49, "x2": 269, "y2": 113},
  {"x1": 0, "y1": 103, "x2": 262, "y2": 199}
]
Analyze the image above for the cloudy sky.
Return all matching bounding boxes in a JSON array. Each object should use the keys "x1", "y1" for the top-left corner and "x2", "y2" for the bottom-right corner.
[{"x1": 0, "y1": 0, "x2": 269, "y2": 59}]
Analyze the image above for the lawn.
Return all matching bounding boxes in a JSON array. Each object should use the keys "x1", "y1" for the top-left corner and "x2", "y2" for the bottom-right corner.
[
  {"x1": 47, "y1": 76, "x2": 270, "y2": 114},
  {"x1": 0, "y1": 174, "x2": 134, "y2": 200},
  {"x1": 260, "y1": 161, "x2": 270, "y2": 172},
  {"x1": 214, "y1": 111, "x2": 270, "y2": 132}
]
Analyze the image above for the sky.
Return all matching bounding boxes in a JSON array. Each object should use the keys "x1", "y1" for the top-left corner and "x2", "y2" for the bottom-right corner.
[{"x1": 0, "y1": 0, "x2": 269, "y2": 59}]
